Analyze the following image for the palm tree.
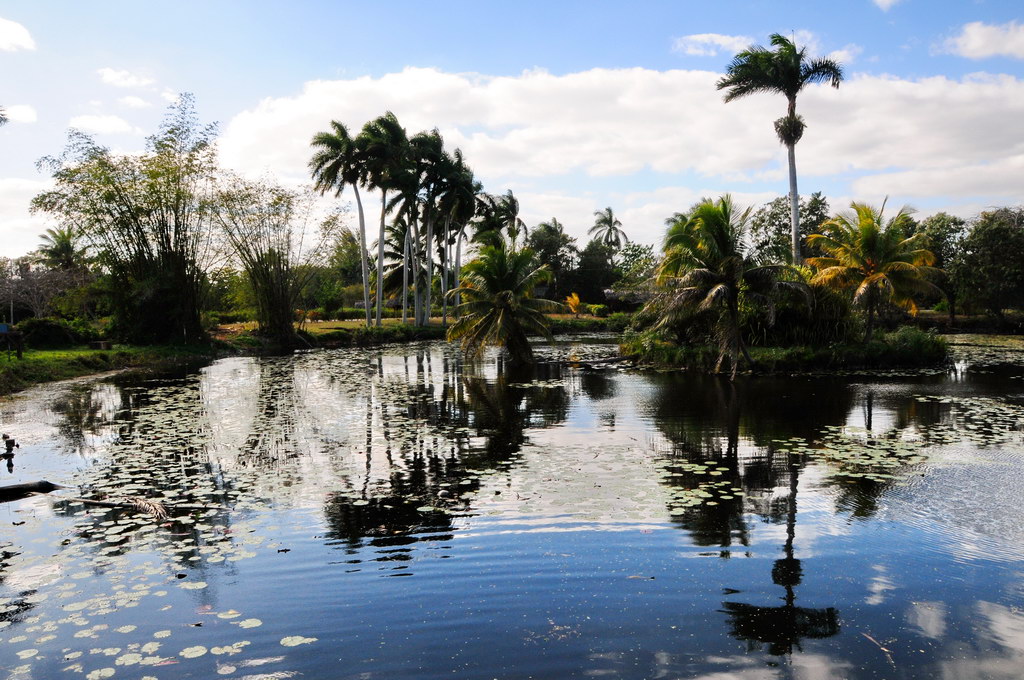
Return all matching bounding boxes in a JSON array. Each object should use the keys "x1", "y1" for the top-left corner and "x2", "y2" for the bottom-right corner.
[
  {"x1": 437, "y1": 150, "x2": 477, "y2": 324},
  {"x1": 717, "y1": 34, "x2": 844, "y2": 264},
  {"x1": 309, "y1": 120, "x2": 372, "y2": 325},
  {"x1": 447, "y1": 241, "x2": 562, "y2": 365},
  {"x1": 589, "y1": 207, "x2": 627, "y2": 250},
  {"x1": 359, "y1": 112, "x2": 409, "y2": 326},
  {"x1": 806, "y1": 201, "x2": 939, "y2": 342},
  {"x1": 653, "y1": 195, "x2": 808, "y2": 379},
  {"x1": 36, "y1": 226, "x2": 88, "y2": 271}
]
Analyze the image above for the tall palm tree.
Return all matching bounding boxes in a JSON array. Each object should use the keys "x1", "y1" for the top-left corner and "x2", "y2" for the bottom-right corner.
[
  {"x1": 447, "y1": 241, "x2": 562, "y2": 365},
  {"x1": 807, "y1": 201, "x2": 939, "y2": 342},
  {"x1": 654, "y1": 195, "x2": 808, "y2": 378},
  {"x1": 717, "y1": 34, "x2": 844, "y2": 264},
  {"x1": 359, "y1": 112, "x2": 409, "y2": 326},
  {"x1": 437, "y1": 149, "x2": 477, "y2": 324},
  {"x1": 589, "y1": 207, "x2": 628, "y2": 250},
  {"x1": 309, "y1": 120, "x2": 372, "y2": 325}
]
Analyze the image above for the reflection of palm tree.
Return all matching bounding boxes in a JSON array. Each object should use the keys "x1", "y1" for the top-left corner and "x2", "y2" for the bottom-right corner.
[{"x1": 721, "y1": 452, "x2": 840, "y2": 656}]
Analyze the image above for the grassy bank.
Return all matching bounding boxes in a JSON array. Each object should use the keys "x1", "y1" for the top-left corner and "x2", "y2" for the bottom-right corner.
[
  {"x1": 0, "y1": 345, "x2": 216, "y2": 396},
  {"x1": 621, "y1": 326, "x2": 949, "y2": 373}
]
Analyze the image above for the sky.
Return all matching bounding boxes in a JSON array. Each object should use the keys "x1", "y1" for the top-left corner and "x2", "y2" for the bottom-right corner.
[{"x1": 2, "y1": 0, "x2": 1023, "y2": 257}]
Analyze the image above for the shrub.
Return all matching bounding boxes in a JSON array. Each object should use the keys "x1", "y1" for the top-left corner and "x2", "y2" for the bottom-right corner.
[
  {"x1": 587, "y1": 304, "x2": 610, "y2": 318},
  {"x1": 16, "y1": 317, "x2": 99, "y2": 349}
]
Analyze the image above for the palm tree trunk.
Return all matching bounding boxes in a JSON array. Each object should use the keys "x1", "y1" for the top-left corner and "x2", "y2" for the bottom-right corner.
[
  {"x1": 454, "y1": 226, "x2": 465, "y2": 316},
  {"x1": 865, "y1": 297, "x2": 876, "y2": 343},
  {"x1": 787, "y1": 142, "x2": 801, "y2": 265},
  {"x1": 424, "y1": 213, "x2": 434, "y2": 327},
  {"x1": 402, "y1": 229, "x2": 410, "y2": 324},
  {"x1": 375, "y1": 190, "x2": 388, "y2": 327},
  {"x1": 441, "y1": 217, "x2": 452, "y2": 326},
  {"x1": 353, "y1": 186, "x2": 372, "y2": 327}
]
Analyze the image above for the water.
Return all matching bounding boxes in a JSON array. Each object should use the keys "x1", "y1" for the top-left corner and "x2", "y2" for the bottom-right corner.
[{"x1": 1, "y1": 335, "x2": 1024, "y2": 679}]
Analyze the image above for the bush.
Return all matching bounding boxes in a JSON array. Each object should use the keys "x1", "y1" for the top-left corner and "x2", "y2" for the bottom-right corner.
[
  {"x1": 605, "y1": 312, "x2": 633, "y2": 333},
  {"x1": 15, "y1": 317, "x2": 100, "y2": 349},
  {"x1": 587, "y1": 304, "x2": 610, "y2": 318}
]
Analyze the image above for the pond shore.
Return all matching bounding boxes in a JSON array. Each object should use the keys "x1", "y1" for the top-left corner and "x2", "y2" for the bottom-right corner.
[{"x1": 0, "y1": 317, "x2": 963, "y2": 396}]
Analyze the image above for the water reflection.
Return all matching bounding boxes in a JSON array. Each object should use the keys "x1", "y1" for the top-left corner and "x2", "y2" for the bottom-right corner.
[{"x1": 2, "y1": 337, "x2": 1023, "y2": 680}]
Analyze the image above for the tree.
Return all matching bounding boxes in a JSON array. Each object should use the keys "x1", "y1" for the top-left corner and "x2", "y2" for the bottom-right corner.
[
  {"x1": 447, "y1": 241, "x2": 562, "y2": 365},
  {"x1": 309, "y1": 120, "x2": 373, "y2": 325},
  {"x1": 563, "y1": 239, "x2": 618, "y2": 303},
  {"x1": 718, "y1": 35, "x2": 844, "y2": 264},
  {"x1": 212, "y1": 178, "x2": 337, "y2": 347},
  {"x1": 950, "y1": 208, "x2": 1024, "y2": 323},
  {"x1": 750, "y1": 192, "x2": 830, "y2": 262},
  {"x1": 0, "y1": 107, "x2": 7, "y2": 127},
  {"x1": 35, "y1": 226, "x2": 90, "y2": 272},
  {"x1": 589, "y1": 207, "x2": 627, "y2": 251},
  {"x1": 807, "y1": 201, "x2": 939, "y2": 342},
  {"x1": 651, "y1": 195, "x2": 808, "y2": 378},
  {"x1": 32, "y1": 94, "x2": 217, "y2": 344},
  {"x1": 911, "y1": 212, "x2": 966, "y2": 322},
  {"x1": 359, "y1": 112, "x2": 409, "y2": 326},
  {"x1": 527, "y1": 217, "x2": 578, "y2": 298}
]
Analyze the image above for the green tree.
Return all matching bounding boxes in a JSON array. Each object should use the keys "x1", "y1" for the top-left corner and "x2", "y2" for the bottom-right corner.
[
  {"x1": 807, "y1": 202, "x2": 939, "y2": 342},
  {"x1": 35, "y1": 226, "x2": 90, "y2": 272},
  {"x1": 563, "y1": 238, "x2": 618, "y2": 303},
  {"x1": 527, "y1": 217, "x2": 578, "y2": 298},
  {"x1": 750, "y1": 192, "x2": 830, "y2": 262},
  {"x1": 212, "y1": 178, "x2": 337, "y2": 347},
  {"x1": 589, "y1": 207, "x2": 627, "y2": 251},
  {"x1": 652, "y1": 195, "x2": 807, "y2": 378},
  {"x1": 911, "y1": 212, "x2": 966, "y2": 321},
  {"x1": 309, "y1": 120, "x2": 373, "y2": 325},
  {"x1": 950, "y1": 208, "x2": 1024, "y2": 323},
  {"x1": 447, "y1": 242, "x2": 562, "y2": 365},
  {"x1": 32, "y1": 95, "x2": 217, "y2": 344},
  {"x1": 359, "y1": 112, "x2": 409, "y2": 326},
  {"x1": 718, "y1": 34, "x2": 844, "y2": 264}
]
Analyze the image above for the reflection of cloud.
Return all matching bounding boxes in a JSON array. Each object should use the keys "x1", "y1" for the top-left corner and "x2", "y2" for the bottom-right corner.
[
  {"x1": 978, "y1": 601, "x2": 1024, "y2": 653},
  {"x1": 907, "y1": 601, "x2": 947, "y2": 639},
  {"x1": 792, "y1": 653, "x2": 855, "y2": 680},
  {"x1": 866, "y1": 564, "x2": 895, "y2": 605}
]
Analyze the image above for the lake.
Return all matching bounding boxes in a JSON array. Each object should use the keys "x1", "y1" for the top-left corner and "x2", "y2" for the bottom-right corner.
[{"x1": 1, "y1": 334, "x2": 1023, "y2": 679}]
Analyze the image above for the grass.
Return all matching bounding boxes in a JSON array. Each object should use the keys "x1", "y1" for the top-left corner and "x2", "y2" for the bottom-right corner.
[{"x1": 0, "y1": 345, "x2": 215, "y2": 396}]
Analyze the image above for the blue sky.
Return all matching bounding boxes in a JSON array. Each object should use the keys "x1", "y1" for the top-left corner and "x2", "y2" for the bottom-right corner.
[{"x1": 2, "y1": 0, "x2": 1024, "y2": 255}]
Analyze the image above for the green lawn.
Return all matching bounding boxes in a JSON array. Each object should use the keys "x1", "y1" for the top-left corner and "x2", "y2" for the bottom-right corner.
[{"x1": 0, "y1": 345, "x2": 214, "y2": 396}]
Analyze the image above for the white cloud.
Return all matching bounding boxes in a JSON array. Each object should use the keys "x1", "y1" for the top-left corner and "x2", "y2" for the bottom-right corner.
[
  {"x1": 0, "y1": 16, "x2": 34, "y2": 51},
  {"x1": 4, "y1": 104, "x2": 37, "y2": 123},
  {"x1": 829, "y1": 44, "x2": 863, "y2": 64},
  {"x1": 872, "y1": 0, "x2": 902, "y2": 11},
  {"x1": 0, "y1": 178, "x2": 52, "y2": 258},
  {"x1": 68, "y1": 114, "x2": 141, "y2": 135},
  {"x1": 221, "y1": 66, "x2": 1024, "y2": 205},
  {"x1": 97, "y1": 67, "x2": 155, "y2": 88},
  {"x1": 944, "y1": 21, "x2": 1024, "y2": 60},
  {"x1": 118, "y1": 95, "x2": 151, "y2": 109},
  {"x1": 672, "y1": 33, "x2": 752, "y2": 57}
]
